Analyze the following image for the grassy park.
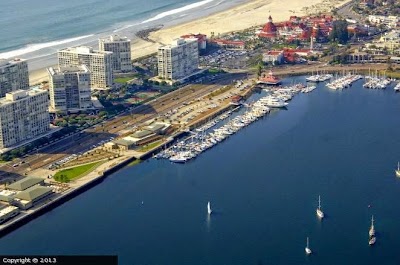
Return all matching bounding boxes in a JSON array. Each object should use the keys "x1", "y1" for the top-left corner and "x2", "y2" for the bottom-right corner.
[{"x1": 54, "y1": 161, "x2": 104, "y2": 183}]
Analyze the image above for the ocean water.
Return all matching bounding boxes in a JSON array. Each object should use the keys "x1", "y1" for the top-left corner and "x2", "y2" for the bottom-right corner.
[
  {"x1": 0, "y1": 0, "x2": 244, "y2": 70},
  {"x1": 0, "y1": 78, "x2": 400, "y2": 264}
]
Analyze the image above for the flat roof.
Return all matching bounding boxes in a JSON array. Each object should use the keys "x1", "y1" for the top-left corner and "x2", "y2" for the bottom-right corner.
[
  {"x1": 131, "y1": 130, "x2": 153, "y2": 139},
  {"x1": 114, "y1": 139, "x2": 135, "y2": 146},
  {"x1": 7, "y1": 177, "x2": 44, "y2": 191},
  {"x1": 0, "y1": 206, "x2": 18, "y2": 217},
  {"x1": 0, "y1": 190, "x2": 16, "y2": 197},
  {"x1": 145, "y1": 123, "x2": 165, "y2": 132}
]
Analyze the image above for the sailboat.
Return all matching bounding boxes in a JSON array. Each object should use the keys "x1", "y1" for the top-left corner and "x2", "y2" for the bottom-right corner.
[
  {"x1": 369, "y1": 215, "x2": 376, "y2": 245},
  {"x1": 207, "y1": 201, "x2": 212, "y2": 215},
  {"x1": 316, "y1": 195, "x2": 324, "y2": 219},
  {"x1": 305, "y1": 237, "x2": 312, "y2": 255},
  {"x1": 369, "y1": 215, "x2": 375, "y2": 237},
  {"x1": 396, "y1": 162, "x2": 400, "y2": 177}
]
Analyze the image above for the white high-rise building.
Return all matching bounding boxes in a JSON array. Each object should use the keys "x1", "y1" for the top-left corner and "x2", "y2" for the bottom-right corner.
[
  {"x1": 57, "y1": 46, "x2": 113, "y2": 90},
  {"x1": 0, "y1": 89, "x2": 50, "y2": 148},
  {"x1": 47, "y1": 65, "x2": 92, "y2": 112},
  {"x1": 157, "y1": 38, "x2": 199, "y2": 81},
  {"x1": 0, "y1": 59, "x2": 29, "y2": 97},
  {"x1": 99, "y1": 35, "x2": 132, "y2": 72}
]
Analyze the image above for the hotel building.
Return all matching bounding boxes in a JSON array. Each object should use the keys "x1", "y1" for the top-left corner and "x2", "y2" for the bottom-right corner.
[
  {"x1": 47, "y1": 65, "x2": 92, "y2": 112},
  {"x1": 0, "y1": 59, "x2": 29, "y2": 97},
  {"x1": 99, "y1": 35, "x2": 132, "y2": 72},
  {"x1": 57, "y1": 46, "x2": 113, "y2": 90},
  {"x1": 0, "y1": 89, "x2": 50, "y2": 148},
  {"x1": 157, "y1": 38, "x2": 199, "y2": 81}
]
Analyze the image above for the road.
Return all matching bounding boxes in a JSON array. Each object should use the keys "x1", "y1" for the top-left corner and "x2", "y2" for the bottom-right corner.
[{"x1": 272, "y1": 62, "x2": 388, "y2": 76}]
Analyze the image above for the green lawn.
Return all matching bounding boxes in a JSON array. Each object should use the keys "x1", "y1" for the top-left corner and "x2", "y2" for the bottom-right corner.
[
  {"x1": 137, "y1": 140, "x2": 163, "y2": 152},
  {"x1": 114, "y1": 76, "x2": 137, "y2": 84},
  {"x1": 54, "y1": 161, "x2": 103, "y2": 183}
]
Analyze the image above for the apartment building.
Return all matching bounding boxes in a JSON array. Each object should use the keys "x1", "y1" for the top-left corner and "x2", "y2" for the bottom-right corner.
[
  {"x1": 0, "y1": 89, "x2": 50, "y2": 148},
  {"x1": 0, "y1": 59, "x2": 29, "y2": 97},
  {"x1": 157, "y1": 38, "x2": 199, "y2": 81},
  {"x1": 57, "y1": 46, "x2": 113, "y2": 89},
  {"x1": 99, "y1": 35, "x2": 132, "y2": 72},
  {"x1": 47, "y1": 65, "x2": 92, "y2": 112}
]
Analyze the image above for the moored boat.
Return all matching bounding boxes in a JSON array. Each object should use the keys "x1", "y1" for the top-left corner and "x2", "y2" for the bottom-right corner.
[{"x1": 257, "y1": 71, "x2": 282, "y2": 85}]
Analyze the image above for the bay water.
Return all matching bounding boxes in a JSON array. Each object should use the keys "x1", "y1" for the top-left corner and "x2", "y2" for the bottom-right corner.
[{"x1": 0, "y1": 78, "x2": 399, "y2": 264}]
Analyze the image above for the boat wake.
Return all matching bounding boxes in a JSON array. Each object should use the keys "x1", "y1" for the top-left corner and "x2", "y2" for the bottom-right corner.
[
  {"x1": 0, "y1": 34, "x2": 94, "y2": 59},
  {"x1": 140, "y1": 0, "x2": 216, "y2": 24}
]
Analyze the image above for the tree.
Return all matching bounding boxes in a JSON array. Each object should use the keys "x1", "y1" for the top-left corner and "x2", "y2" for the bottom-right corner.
[
  {"x1": 256, "y1": 62, "x2": 263, "y2": 78},
  {"x1": 329, "y1": 20, "x2": 349, "y2": 44}
]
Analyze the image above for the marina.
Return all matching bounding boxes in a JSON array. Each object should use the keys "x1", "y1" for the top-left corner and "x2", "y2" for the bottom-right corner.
[{"x1": 156, "y1": 84, "x2": 305, "y2": 163}]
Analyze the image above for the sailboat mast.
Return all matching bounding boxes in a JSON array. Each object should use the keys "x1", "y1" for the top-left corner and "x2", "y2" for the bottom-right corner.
[{"x1": 318, "y1": 195, "x2": 321, "y2": 210}]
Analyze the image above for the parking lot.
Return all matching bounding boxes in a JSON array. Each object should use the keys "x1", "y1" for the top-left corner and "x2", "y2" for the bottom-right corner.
[{"x1": 199, "y1": 49, "x2": 253, "y2": 69}]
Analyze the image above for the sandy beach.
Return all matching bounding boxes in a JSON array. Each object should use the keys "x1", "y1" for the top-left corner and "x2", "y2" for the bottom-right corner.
[{"x1": 30, "y1": 0, "x2": 350, "y2": 85}]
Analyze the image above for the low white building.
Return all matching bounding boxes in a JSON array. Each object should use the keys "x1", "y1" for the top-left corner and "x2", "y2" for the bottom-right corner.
[
  {"x1": 0, "y1": 206, "x2": 19, "y2": 224},
  {"x1": 263, "y1": 51, "x2": 284, "y2": 64},
  {"x1": 368, "y1": 15, "x2": 399, "y2": 28}
]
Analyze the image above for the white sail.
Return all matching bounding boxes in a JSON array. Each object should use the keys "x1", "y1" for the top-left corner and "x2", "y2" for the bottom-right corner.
[
  {"x1": 316, "y1": 195, "x2": 324, "y2": 219},
  {"x1": 207, "y1": 201, "x2": 212, "y2": 215},
  {"x1": 369, "y1": 215, "x2": 375, "y2": 237}
]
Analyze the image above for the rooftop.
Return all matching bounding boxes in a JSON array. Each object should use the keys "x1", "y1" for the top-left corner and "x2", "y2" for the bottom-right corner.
[
  {"x1": 0, "y1": 206, "x2": 18, "y2": 216},
  {"x1": 100, "y1": 34, "x2": 130, "y2": 43},
  {"x1": 0, "y1": 190, "x2": 16, "y2": 197},
  {"x1": 0, "y1": 58, "x2": 26, "y2": 68},
  {"x1": 7, "y1": 177, "x2": 44, "y2": 191},
  {"x1": 59, "y1": 46, "x2": 112, "y2": 55},
  {"x1": 48, "y1": 65, "x2": 90, "y2": 76},
  {"x1": 14, "y1": 185, "x2": 53, "y2": 202},
  {"x1": 0, "y1": 88, "x2": 47, "y2": 106},
  {"x1": 159, "y1": 38, "x2": 198, "y2": 49}
]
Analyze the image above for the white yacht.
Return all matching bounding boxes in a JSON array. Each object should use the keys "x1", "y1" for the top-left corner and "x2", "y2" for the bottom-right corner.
[
  {"x1": 396, "y1": 162, "x2": 400, "y2": 177},
  {"x1": 207, "y1": 201, "x2": 212, "y2": 215},
  {"x1": 260, "y1": 97, "x2": 288, "y2": 108},
  {"x1": 306, "y1": 74, "x2": 320, "y2": 82},
  {"x1": 169, "y1": 154, "x2": 187, "y2": 163},
  {"x1": 305, "y1": 237, "x2": 312, "y2": 255},
  {"x1": 394, "y1": 82, "x2": 400, "y2": 91},
  {"x1": 316, "y1": 195, "x2": 324, "y2": 219},
  {"x1": 369, "y1": 215, "x2": 375, "y2": 237}
]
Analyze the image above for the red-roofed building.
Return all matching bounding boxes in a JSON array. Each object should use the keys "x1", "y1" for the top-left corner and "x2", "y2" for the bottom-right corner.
[
  {"x1": 258, "y1": 14, "x2": 333, "y2": 41},
  {"x1": 209, "y1": 39, "x2": 245, "y2": 50},
  {"x1": 181, "y1": 33, "x2": 207, "y2": 50},
  {"x1": 258, "y1": 16, "x2": 278, "y2": 38}
]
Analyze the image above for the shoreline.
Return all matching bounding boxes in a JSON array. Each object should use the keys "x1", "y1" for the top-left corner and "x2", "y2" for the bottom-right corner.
[{"x1": 29, "y1": 0, "x2": 351, "y2": 85}]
